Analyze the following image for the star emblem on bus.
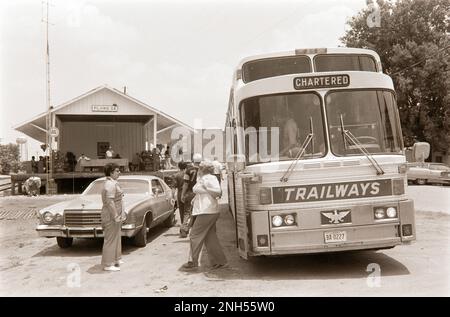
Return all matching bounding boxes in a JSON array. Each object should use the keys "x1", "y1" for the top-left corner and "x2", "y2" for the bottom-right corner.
[{"x1": 322, "y1": 210, "x2": 350, "y2": 224}]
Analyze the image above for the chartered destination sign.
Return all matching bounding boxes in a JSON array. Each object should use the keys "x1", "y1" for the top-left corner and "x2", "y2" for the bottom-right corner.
[
  {"x1": 293, "y1": 74, "x2": 350, "y2": 90},
  {"x1": 272, "y1": 179, "x2": 392, "y2": 203},
  {"x1": 92, "y1": 104, "x2": 118, "y2": 112}
]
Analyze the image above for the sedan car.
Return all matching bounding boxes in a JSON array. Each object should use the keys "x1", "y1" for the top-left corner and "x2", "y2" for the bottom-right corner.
[
  {"x1": 407, "y1": 163, "x2": 450, "y2": 185},
  {"x1": 36, "y1": 175, "x2": 176, "y2": 248}
]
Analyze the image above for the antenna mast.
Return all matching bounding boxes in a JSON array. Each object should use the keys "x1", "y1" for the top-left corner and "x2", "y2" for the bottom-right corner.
[{"x1": 43, "y1": 1, "x2": 54, "y2": 194}]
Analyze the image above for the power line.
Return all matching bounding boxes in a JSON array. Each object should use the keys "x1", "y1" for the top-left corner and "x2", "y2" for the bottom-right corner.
[{"x1": 390, "y1": 44, "x2": 450, "y2": 76}]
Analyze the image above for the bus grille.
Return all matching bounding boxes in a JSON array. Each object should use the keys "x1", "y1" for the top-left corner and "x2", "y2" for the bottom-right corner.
[{"x1": 64, "y1": 211, "x2": 101, "y2": 227}]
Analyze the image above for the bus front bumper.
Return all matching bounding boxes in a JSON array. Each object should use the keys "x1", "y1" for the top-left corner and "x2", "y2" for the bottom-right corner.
[
  {"x1": 249, "y1": 199, "x2": 415, "y2": 256},
  {"x1": 266, "y1": 223, "x2": 403, "y2": 255}
]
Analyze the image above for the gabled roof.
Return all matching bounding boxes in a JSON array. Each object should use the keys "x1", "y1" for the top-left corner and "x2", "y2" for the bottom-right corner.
[{"x1": 14, "y1": 85, "x2": 193, "y2": 142}]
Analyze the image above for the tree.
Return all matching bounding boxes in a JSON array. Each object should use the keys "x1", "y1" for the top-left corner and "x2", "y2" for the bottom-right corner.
[
  {"x1": 0, "y1": 143, "x2": 22, "y2": 174},
  {"x1": 341, "y1": 0, "x2": 450, "y2": 154}
]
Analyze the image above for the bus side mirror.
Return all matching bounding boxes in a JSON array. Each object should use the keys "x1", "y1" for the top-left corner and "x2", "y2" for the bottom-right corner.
[
  {"x1": 412, "y1": 142, "x2": 430, "y2": 162},
  {"x1": 226, "y1": 154, "x2": 246, "y2": 172}
]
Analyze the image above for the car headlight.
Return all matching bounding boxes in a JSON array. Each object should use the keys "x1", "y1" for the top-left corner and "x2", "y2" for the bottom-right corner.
[
  {"x1": 43, "y1": 211, "x2": 54, "y2": 224},
  {"x1": 54, "y1": 214, "x2": 63, "y2": 224},
  {"x1": 386, "y1": 207, "x2": 397, "y2": 218},
  {"x1": 272, "y1": 215, "x2": 283, "y2": 227}
]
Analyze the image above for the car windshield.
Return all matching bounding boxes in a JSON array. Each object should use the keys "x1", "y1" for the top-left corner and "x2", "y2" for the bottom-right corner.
[
  {"x1": 84, "y1": 179, "x2": 150, "y2": 195},
  {"x1": 326, "y1": 90, "x2": 403, "y2": 156},
  {"x1": 240, "y1": 92, "x2": 326, "y2": 164}
]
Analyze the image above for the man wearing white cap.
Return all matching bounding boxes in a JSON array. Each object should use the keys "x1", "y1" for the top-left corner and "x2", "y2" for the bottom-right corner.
[{"x1": 179, "y1": 153, "x2": 202, "y2": 238}]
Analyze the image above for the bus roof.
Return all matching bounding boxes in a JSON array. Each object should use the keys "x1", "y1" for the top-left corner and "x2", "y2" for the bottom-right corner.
[
  {"x1": 235, "y1": 47, "x2": 381, "y2": 69},
  {"x1": 234, "y1": 71, "x2": 394, "y2": 101}
]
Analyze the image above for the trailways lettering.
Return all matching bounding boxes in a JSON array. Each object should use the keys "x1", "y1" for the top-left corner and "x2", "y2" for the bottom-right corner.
[{"x1": 272, "y1": 179, "x2": 392, "y2": 203}]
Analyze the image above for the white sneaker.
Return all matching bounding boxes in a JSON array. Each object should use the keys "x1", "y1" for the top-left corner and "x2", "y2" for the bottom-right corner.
[
  {"x1": 103, "y1": 265, "x2": 120, "y2": 272},
  {"x1": 114, "y1": 260, "x2": 124, "y2": 266}
]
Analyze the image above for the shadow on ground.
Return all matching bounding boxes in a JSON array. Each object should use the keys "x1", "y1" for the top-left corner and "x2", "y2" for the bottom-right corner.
[{"x1": 31, "y1": 225, "x2": 171, "y2": 258}]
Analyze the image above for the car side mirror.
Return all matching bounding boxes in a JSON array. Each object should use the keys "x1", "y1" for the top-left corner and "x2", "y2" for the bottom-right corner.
[
  {"x1": 413, "y1": 142, "x2": 430, "y2": 162},
  {"x1": 226, "y1": 154, "x2": 246, "y2": 173}
]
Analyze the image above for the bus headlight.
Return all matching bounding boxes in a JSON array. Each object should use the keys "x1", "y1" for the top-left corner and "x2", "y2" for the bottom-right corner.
[
  {"x1": 284, "y1": 214, "x2": 295, "y2": 226},
  {"x1": 43, "y1": 212, "x2": 54, "y2": 224},
  {"x1": 386, "y1": 207, "x2": 397, "y2": 218},
  {"x1": 272, "y1": 215, "x2": 283, "y2": 227},
  {"x1": 374, "y1": 208, "x2": 385, "y2": 219}
]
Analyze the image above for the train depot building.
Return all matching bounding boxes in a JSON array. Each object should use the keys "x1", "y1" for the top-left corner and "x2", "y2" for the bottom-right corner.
[{"x1": 12, "y1": 85, "x2": 193, "y2": 194}]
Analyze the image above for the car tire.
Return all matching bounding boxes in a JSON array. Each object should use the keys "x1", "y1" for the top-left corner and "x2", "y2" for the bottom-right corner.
[
  {"x1": 416, "y1": 178, "x2": 427, "y2": 185},
  {"x1": 56, "y1": 237, "x2": 73, "y2": 248},
  {"x1": 163, "y1": 212, "x2": 176, "y2": 227},
  {"x1": 132, "y1": 214, "x2": 151, "y2": 247}
]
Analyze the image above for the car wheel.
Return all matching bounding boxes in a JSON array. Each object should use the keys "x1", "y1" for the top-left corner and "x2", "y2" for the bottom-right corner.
[
  {"x1": 416, "y1": 178, "x2": 427, "y2": 185},
  {"x1": 132, "y1": 214, "x2": 151, "y2": 247},
  {"x1": 163, "y1": 212, "x2": 176, "y2": 227},
  {"x1": 56, "y1": 237, "x2": 73, "y2": 248}
]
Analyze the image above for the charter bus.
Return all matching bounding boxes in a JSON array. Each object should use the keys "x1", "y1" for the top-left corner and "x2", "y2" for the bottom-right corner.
[{"x1": 225, "y1": 47, "x2": 418, "y2": 259}]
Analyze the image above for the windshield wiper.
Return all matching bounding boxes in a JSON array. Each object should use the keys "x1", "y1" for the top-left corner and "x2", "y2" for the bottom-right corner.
[
  {"x1": 280, "y1": 117, "x2": 314, "y2": 182},
  {"x1": 339, "y1": 114, "x2": 385, "y2": 175}
]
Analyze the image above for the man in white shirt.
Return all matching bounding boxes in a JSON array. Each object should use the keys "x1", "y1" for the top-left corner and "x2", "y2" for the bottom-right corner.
[
  {"x1": 106, "y1": 146, "x2": 114, "y2": 159},
  {"x1": 180, "y1": 160, "x2": 227, "y2": 271}
]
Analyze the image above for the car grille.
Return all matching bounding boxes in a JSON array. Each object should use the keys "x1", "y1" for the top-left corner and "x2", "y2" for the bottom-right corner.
[{"x1": 64, "y1": 211, "x2": 101, "y2": 227}]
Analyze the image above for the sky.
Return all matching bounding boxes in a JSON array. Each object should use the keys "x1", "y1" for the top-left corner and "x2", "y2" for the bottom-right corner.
[{"x1": 0, "y1": 0, "x2": 371, "y2": 158}]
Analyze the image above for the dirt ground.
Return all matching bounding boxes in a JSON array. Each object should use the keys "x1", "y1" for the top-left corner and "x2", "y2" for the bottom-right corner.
[{"x1": 0, "y1": 187, "x2": 449, "y2": 297}]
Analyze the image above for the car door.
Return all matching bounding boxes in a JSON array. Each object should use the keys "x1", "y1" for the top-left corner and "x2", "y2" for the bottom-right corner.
[{"x1": 151, "y1": 179, "x2": 171, "y2": 220}]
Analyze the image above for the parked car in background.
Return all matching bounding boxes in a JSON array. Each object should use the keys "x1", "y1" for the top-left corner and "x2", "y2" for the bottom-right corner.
[
  {"x1": 407, "y1": 163, "x2": 450, "y2": 185},
  {"x1": 36, "y1": 175, "x2": 176, "y2": 248}
]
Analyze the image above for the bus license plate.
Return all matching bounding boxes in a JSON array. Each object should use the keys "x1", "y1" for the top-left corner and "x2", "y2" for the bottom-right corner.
[{"x1": 324, "y1": 231, "x2": 347, "y2": 243}]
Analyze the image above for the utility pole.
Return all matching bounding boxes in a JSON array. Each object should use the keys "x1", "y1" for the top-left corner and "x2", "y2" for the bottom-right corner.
[{"x1": 43, "y1": 1, "x2": 54, "y2": 194}]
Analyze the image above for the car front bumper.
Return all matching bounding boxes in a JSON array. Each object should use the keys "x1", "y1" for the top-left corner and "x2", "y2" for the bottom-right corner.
[{"x1": 36, "y1": 224, "x2": 139, "y2": 238}]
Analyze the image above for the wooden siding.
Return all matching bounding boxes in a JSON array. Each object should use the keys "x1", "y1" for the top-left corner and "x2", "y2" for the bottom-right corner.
[
  {"x1": 59, "y1": 121, "x2": 145, "y2": 161},
  {"x1": 55, "y1": 88, "x2": 155, "y2": 116}
]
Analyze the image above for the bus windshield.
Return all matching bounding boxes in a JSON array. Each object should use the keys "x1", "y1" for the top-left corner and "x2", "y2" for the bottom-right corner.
[
  {"x1": 326, "y1": 90, "x2": 403, "y2": 156},
  {"x1": 314, "y1": 54, "x2": 377, "y2": 72},
  {"x1": 242, "y1": 56, "x2": 311, "y2": 83},
  {"x1": 240, "y1": 92, "x2": 326, "y2": 164}
]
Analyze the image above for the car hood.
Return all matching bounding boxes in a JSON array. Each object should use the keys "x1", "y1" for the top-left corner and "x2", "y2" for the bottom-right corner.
[{"x1": 39, "y1": 194, "x2": 151, "y2": 215}]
